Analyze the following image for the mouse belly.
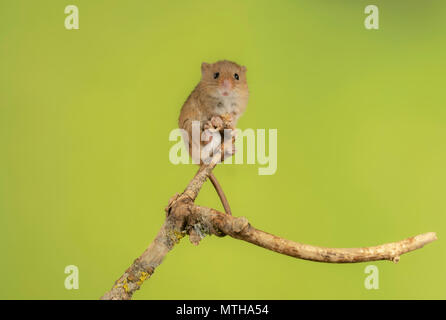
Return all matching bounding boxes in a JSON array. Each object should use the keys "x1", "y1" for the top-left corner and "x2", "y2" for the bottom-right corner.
[{"x1": 213, "y1": 98, "x2": 238, "y2": 116}]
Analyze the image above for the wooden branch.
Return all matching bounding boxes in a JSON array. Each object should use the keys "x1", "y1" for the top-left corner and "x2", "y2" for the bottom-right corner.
[
  {"x1": 191, "y1": 205, "x2": 437, "y2": 263},
  {"x1": 101, "y1": 145, "x2": 438, "y2": 299}
]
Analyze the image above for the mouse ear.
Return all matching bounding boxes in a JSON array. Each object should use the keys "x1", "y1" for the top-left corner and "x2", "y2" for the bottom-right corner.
[
  {"x1": 201, "y1": 62, "x2": 210, "y2": 73},
  {"x1": 241, "y1": 65, "x2": 247, "y2": 73}
]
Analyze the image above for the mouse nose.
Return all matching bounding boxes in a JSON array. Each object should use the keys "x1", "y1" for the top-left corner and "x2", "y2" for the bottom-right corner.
[{"x1": 221, "y1": 79, "x2": 232, "y2": 90}]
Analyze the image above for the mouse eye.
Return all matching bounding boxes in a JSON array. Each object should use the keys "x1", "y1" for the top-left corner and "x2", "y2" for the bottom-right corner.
[
  {"x1": 234, "y1": 73, "x2": 239, "y2": 80},
  {"x1": 213, "y1": 72, "x2": 220, "y2": 79}
]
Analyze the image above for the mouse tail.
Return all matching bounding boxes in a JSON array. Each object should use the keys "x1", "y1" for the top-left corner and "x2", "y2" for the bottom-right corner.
[{"x1": 208, "y1": 172, "x2": 232, "y2": 215}]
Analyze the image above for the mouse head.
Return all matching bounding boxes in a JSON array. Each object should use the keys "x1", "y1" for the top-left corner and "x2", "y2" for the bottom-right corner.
[{"x1": 200, "y1": 60, "x2": 248, "y2": 99}]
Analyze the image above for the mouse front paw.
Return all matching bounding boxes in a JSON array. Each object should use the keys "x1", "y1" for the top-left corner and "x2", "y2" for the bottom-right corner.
[
  {"x1": 209, "y1": 116, "x2": 225, "y2": 130},
  {"x1": 220, "y1": 113, "x2": 235, "y2": 128},
  {"x1": 203, "y1": 120, "x2": 220, "y2": 133}
]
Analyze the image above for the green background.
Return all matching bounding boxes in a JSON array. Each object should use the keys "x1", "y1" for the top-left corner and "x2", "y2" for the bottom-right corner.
[{"x1": 1, "y1": 0, "x2": 445, "y2": 299}]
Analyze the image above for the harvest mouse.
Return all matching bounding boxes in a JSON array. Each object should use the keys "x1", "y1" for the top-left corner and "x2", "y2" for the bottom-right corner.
[{"x1": 178, "y1": 60, "x2": 249, "y2": 215}]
